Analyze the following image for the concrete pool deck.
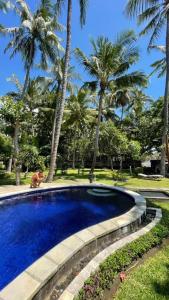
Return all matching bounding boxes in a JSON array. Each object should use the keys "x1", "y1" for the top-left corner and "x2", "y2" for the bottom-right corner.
[{"x1": 0, "y1": 184, "x2": 150, "y2": 300}]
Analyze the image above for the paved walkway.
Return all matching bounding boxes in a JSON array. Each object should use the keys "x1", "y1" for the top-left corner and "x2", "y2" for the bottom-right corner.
[{"x1": 0, "y1": 182, "x2": 70, "y2": 196}]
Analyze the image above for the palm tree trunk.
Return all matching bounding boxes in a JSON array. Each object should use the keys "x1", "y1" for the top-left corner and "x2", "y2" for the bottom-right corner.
[
  {"x1": 91, "y1": 90, "x2": 104, "y2": 174},
  {"x1": 51, "y1": 85, "x2": 61, "y2": 153},
  {"x1": 161, "y1": 13, "x2": 169, "y2": 176},
  {"x1": 13, "y1": 121, "x2": 20, "y2": 186},
  {"x1": 51, "y1": 100, "x2": 59, "y2": 153},
  {"x1": 14, "y1": 65, "x2": 31, "y2": 185},
  {"x1": 46, "y1": 0, "x2": 72, "y2": 182},
  {"x1": 21, "y1": 65, "x2": 31, "y2": 99}
]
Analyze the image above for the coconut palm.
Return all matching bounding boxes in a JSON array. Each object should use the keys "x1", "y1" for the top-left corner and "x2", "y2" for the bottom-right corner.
[
  {"x1": 64, "y1": 89, "x2": 94, "y2": 168},
  {"x1": 1, "y1": 0, "x2": 63, "y2": 185},
  {"x1": 46, "y1": 0, "x2": 88, "y2": 182},
  {"x1": 126, "y1": 0, "x2": 169, "y2": 176},
  {"x1": 115, "y1": 88, "x2": 152, "y2": 122},
  {"x1": 75, "y1": 31, "x2": 147, "y2": 174}
]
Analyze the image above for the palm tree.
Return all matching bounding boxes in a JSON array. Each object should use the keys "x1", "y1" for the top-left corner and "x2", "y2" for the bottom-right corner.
[
  {"x1": 75, "y1": 31, "x2": 147, "y2": 174},
  {"x1": 115, "y1": 88, "x2": 152, "y2": 122},
  {"x1": 64, "y1": 89, "x2": 93, "y2": 168},
  {"x1": 1, "y1": 0, "x2": 63, "y2": 185},
  {"x1": 46, "y1": 0, "x2": 88, "y2": 182},
  {"x1": 126, "y1": 0, "x2": 169, "y2": 176}
]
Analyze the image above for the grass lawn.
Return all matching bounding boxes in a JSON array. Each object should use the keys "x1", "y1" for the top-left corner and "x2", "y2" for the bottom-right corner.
[
  {"x1": 1, "y1": 168, "x2": 169, "y2": 188},
  {"x1": 115, "y1": 245, "x2": 169, "y2": 300},
  {"x1": 115, "y1": 201, "x2": 169, "y2": 300}
]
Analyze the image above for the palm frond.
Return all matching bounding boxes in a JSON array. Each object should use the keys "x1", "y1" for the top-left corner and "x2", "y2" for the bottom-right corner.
[
  {"x1": 150, "y1": 58, "x2": 166, "y2": 77},
  {"x1": 114, "y1": 71, "x2": 148, "y2": 88},
  {"x1": 55, "y1": 0, "x2": 65, "y2": 16},
  {"x1": 79, "y1": 0, "x2": 88, "y2": 27},
  {"x1": 81, "y1": 81, "x2": 98, "y2": 92},
  {"x1": 126, "y1": 0, "x2": 160, "y2": 17},
  {"x1": 116, "y1": 30, "x2": 137, "y2": 47},
  {"x1": 137, "y1": 4, "x2": 161, "y2": 24},
  {"x1": 16, "y1": 0, "x2": 33, "y2": 21}
]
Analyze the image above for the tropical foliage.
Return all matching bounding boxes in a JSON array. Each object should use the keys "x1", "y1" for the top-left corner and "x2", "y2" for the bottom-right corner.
[{"x1": 0, "y1": 0, "x2": 168, "y2": 184}]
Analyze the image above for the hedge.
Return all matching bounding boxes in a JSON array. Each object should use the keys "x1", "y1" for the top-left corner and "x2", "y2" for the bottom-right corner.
[{"x1": 75, "y1": 206, "x2": 169, "y2": 300}]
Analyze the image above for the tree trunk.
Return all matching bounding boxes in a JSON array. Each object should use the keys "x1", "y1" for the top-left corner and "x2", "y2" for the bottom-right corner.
[
  {"x1": 51, "y1": 102, "x2": 58, "y2": 153},
  {"x1": 21, "y1": 65, "x2": 31, "y2": 100},
  {"x1": 121, "y1": 106, "x2": 124, "y2": 123},
  {"x1": 161, "y1": 12, "x2": 169, "y2": 176},
  {"x1": 81, "y1": 158, "x2": 84, "y2": 169},
  {"x1": 166, "y1": 134, "x2": 169, "y2": 167},
  {"x1": 46, "y1": 0, "x2": 72, "y2": 182},
  {"x1": 72, "y1": 149, "x2": 75, "y2": 169},
  {"x1": 13, "y1": 121, "x2": 20, "y2": 186},
  {"x1": 110, "y1": 157, "x2": 113, "y2": 170},
  {"x1": 7, "y1": 157, "x2": 13, "y2": 173},
  {"x1": 120, "y1": 156, "x2": 123, "y2": 171},
  {"x1": 51, "y1": 85, "x2": 61, "y2": 153},
  {"x1": 91, "y1": 90, "x2": 104, "y2": 174},
  {"x1": 14, "y1": 65, "x2": 31, "y2": 185}
]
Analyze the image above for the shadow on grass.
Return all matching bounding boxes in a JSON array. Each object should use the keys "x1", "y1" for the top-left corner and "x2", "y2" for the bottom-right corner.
[
  {"x1": 153, "y1": 263, "x2": 169, "y2": 297},
  {"x1": 56, "y1": 173, "x2": 114, "y2": 182}
]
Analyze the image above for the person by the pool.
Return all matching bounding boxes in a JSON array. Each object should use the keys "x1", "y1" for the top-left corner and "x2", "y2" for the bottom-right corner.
[{"x1": 30, "y1": 170, "x2": 45, "y2": 188}]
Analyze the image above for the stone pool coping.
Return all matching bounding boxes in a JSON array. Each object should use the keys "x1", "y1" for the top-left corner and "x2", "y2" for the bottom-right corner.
[
  {"x1": 59, "y1": 207, "x2": 162, "y2": 300},
  {"x1": 0, "y1": 184, "x2": 146, "y2": 300}
]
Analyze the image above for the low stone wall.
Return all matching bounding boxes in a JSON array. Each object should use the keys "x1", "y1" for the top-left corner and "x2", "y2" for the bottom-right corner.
[
  {"x1": 59, "y1": 207, "x2": 161, "y2": 300},
  {"x1": 0, "y1": 185, "x2": 146, "y2": 300}
]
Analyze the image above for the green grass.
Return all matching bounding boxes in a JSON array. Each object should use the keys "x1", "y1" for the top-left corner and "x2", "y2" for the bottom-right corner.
[
  {"x1": 1, "y1": 168, "x2": 169, "y2": 188},
  {"x1": 115, "y1": 246, "x2": 169, "y2": 300},
  {"x1": 115, "y1": 201, "x2": 169, "y2": 300}
]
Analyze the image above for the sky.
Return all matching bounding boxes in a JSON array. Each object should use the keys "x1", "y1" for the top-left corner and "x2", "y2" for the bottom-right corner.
[{"x1": 0, "y1": 0, "x2": 166, "y2": 99}]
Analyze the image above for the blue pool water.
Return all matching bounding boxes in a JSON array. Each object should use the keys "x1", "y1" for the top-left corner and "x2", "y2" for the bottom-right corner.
[{"x1": 0, "y1": 187, "x2": 134, "y2": 289}]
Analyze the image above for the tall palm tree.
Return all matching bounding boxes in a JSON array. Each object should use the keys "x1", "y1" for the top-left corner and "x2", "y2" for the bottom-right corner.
[
  {"x1": 1, "y1": 0, "x2": 63, "y2": 185},
  {"x1": 126, "y1": 0, "x2": 169, "y2": 176},
  {"x1": 75, "y1": 31, "x2": 147, "y2": 174},
  {"x1": 46, "y1": 0, "x2": 88, "y2": 182}
]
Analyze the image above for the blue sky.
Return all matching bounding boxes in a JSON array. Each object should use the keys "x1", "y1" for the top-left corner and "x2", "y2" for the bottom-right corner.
[{"x1": 0, "y1": 0, "x2": 165, "y2": 99}]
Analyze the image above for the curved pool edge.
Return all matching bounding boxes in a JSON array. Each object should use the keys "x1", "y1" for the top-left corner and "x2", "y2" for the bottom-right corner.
[
  {"x1": 59, "y1": 207, "x2": 162, "y2": 300},
  {"x1": 0, "y1": 184, "x2": 146, "y2": 300}
]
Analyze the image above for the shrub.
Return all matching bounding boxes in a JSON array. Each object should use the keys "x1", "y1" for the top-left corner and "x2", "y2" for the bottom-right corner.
[{"x1": 112, "y1": 171, "x2": 127, "y2": 182}]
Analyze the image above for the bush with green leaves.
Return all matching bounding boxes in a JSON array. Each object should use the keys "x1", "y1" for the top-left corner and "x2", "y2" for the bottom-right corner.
[
  {"x1": 75, "y1": 206, "x2": 169, "y2": 300},
  {"x1": 19, "y1": 145, "x2": 46, "y2": 171}
]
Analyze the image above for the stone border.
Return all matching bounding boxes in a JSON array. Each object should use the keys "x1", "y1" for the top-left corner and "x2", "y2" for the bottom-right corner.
[
  {"x1": 0, "y1": 184, "x2": 146, "y2": 300},
  {"x1": 138, "y1": 189, "x2": 169, "y2": 201},
  {"x1": 59, "y1": 207, "x2": 162, "y2": 300}
]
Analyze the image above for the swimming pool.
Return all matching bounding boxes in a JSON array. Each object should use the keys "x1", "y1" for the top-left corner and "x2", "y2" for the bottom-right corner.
[{"x1": 0, "y1": 186, "x2": 135, "y2": 290}]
